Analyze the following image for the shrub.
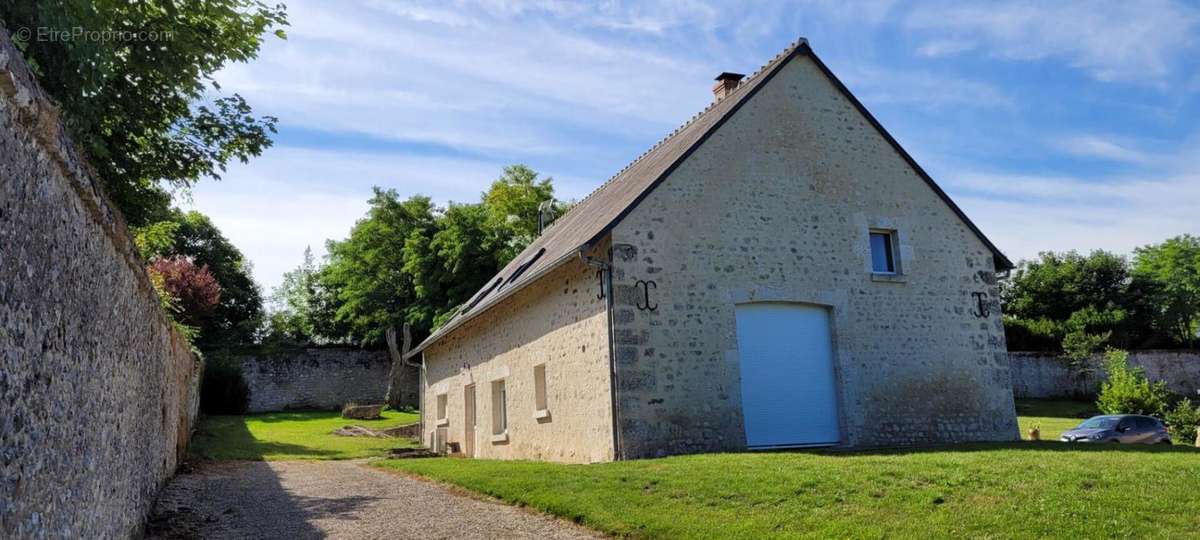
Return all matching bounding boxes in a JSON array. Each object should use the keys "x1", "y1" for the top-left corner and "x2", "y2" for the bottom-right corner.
[
  {"x1": 1164, "y1": 398, "x2": 1200, "y2": 444},
  {"x1": 148, "y1": 256, "x2": 222, "y2": 328},
  {"x1": 1095, "y1": 349, "x2": 1171, "y2": 416},
  {"x1": 200, "y1": 356, "x2": 249, "y2": 415},
  {"x1": 1003, "y1": 316, "x2": 1062, "y2": 351},
  {"x1": 147, "y1": 267, "x2": 199, "y2": 345}
]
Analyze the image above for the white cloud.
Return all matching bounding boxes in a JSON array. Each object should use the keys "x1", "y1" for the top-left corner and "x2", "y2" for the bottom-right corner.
[
  {"x1": 942, "y1": 143, "x2": 1200, "y2": 263},
  {"x1": 215, "y1": 0, "x2": 720, "y2": 160},
  {"x1": 460, "y1": 0, "x2": 724, "y2": 34},
  {"x1": 905, "y1": 0, "x2": 1200, "y2": 82},
  {"x1": 1054, "y1": 135, "x2": 1151, "y2": 164},
  {"x1": 796, "y1": 0, "x2": 899, "y2": 25},
  {"x1": 839, "y1": 65, "x2": 1015, "y2": 111},
  {"x1": 916, "y1": 39, "x2": 975, "y2": 58}
]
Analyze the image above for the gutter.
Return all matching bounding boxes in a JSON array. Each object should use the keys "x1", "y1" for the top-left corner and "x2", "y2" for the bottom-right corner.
[{"x1": 579, "y1": 247, "x2": 623, "y2": 460}]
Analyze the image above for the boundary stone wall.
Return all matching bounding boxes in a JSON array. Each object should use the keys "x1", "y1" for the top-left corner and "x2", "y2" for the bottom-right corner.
[
  {"x1": 0, "y1": 32, "x2": 202, "y2": 538},
  {"x1": 239, "y1": 348, "x2": 416, "y2": 412},
  {"x1": 1010, "y1": 351, "x2": 1200, "y2": 399}
]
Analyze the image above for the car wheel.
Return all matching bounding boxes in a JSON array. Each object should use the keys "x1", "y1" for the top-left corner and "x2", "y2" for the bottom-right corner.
[{"x1": 1159, "y1": 439, "x2": 1173, "y2": 445}]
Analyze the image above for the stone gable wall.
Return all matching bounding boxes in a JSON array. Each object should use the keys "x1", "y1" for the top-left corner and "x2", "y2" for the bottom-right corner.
[
  {"x1": 610, "y1": 54, "x2": 1017, "y2": 458},
  {"x1": 1010, "y1": 351, "x2": 1200, "y2": 399},
  {"x1": 238, "y1": 348, "x2": 414, "y2": 412},
  {"x1": 0, "y1": 33, "x2": 202, "y2": 538}
]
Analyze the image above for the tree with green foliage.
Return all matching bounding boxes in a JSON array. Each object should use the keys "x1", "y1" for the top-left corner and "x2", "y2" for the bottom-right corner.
[
  {"x1": 266, "y1": 246, "x2": 320, "y2": 343},
  {"x1": 425, "y1": 202, "x2": 508, "y2": 327},
  {"x1": 1132, "y1": 235, "x2": 1200, "y2": 347},
  {"x1": 167, "y1": 210, "x2": 263, "y2": 348},
  {"x1": 298, "y1": 165, "x2": 564, "y2": 347},
  {"x1": 484, "y1": 165, "x2": 567, "y2": 262},
  {"x1": 132, "y1": 209, "x2": 263, "y2": 348},
  {"x1": 1001, "y1": 250, "x2": 1129, "y2": 321},
  {"x1": 1001, "y1": 250, "x2": 1142, "y2": 352},
  {"x1": 2, "y1": 1, "x2": 287, "y2": 226},
  {"x1": 319, "y1": 190, "x2": 438, "y2": 345}
]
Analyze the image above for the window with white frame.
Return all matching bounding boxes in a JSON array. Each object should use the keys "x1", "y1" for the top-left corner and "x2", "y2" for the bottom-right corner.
[
  {"x1": 533, "y1": 364, "x2": 549, "y2": 418},
  {"x1": 869, "y1": 230, "x2": 899, "y2": 274},
  {"x1": 435, "y1": 393, "x2": 448, "y2": 426},
  {"x1": 491, "y1": 379, "x2": 507, "y2": 437}
]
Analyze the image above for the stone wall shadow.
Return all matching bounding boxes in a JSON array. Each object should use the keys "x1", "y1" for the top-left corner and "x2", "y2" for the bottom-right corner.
[
  {"x1": 152, "y1": 414, "x2": 386, "y2": 538},
  {"x1": 150, "y1": 459, "x2": 385, "y2": 539},
  {"x1": 190, "y1": 414, "x2": 343, "y2": 460}
]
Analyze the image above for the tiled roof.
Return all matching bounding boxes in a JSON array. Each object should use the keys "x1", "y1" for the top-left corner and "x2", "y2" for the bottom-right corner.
[{"x1": 409, "y1": 38, "x2": 1010, "y2": 357}]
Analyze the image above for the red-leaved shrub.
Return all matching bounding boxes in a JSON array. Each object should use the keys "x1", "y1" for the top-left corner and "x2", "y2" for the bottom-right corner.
[{"x1": 148, "y1": 256, "x2": 222, "y2": 327}]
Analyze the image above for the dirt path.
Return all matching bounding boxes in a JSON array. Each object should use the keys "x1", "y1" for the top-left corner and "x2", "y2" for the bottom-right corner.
[{"x1": 147, "y1": 460, "x2": 602, "y2": 539}]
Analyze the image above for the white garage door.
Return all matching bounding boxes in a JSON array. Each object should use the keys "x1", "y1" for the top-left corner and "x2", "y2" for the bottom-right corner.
[{"x1": 735, "y1": 302, "x2": 840, "y2": 448}]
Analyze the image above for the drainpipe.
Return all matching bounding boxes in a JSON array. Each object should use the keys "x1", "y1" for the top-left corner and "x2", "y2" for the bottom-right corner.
[
  {"x1": 387, "y1": 324, "x2": 426, "y2": 444},
  {"x1": 417, "y1": 357, "x2": 426, "y2": 445},
  {"x1": 580, "y1": 247, "x2": 622, "y2": 460}
]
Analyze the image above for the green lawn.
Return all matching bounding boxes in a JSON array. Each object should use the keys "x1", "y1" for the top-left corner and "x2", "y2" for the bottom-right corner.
[
  {"x1": 380, "y1": 445, "x2": 1199, "y2": 539},
  {"x1": 190, "y1": 409, "x2": 420, "y2": 461},
  {"x1": 1016, "y1": 398, "x2": 1099, "y2": 441},
  {"x1": 377, "y1": 399, "x2": 1199, "y2": 539}
]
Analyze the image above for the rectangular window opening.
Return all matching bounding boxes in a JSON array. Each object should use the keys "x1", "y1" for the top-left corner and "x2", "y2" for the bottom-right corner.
[
  {"x1": 435, "y1": 393, "x2": 448, "y2": 426},
  {"x1": 533, "y1": 364, "x2": 549, "y2": 416},
  {"x1": 491, "y1": 379, "x2": 508, "y2": 436},
  {"x1": 869, "y1": 230, "x2": 898, "y2": 274}
]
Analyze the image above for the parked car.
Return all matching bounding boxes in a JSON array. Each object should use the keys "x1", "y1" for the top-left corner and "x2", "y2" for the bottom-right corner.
[{"x1": 1060, "y1": 414, "x2": 1172, "y2": 444}]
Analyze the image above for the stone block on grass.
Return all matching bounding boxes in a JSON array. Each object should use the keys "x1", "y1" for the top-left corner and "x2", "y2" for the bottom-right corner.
[{"x1": 341, "y1": 403, "x2": 384, "y2": 420}]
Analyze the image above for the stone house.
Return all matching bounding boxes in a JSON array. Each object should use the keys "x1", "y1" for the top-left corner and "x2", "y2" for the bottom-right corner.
[{"x1": 406, "y1": 39, "x2": 1019, "y2": 463}]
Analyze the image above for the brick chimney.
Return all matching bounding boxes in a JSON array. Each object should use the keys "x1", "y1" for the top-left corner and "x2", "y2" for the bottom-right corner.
[{"x1": 712, "y1": 72, "x2": 745, "y2": 101}]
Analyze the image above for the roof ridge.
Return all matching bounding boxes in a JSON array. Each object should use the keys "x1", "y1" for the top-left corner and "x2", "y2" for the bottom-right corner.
[
  {"x1": 410, "y1": 38, "x2": 812, "y2": 357},
  {"x1": 545, "y1": 39, "x2": 805, "y2": 227}
]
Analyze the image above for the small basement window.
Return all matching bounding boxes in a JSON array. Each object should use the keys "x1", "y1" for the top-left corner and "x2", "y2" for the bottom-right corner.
[
  {"x1": 435, "y1": 393, "x2": 448, "y2": 426},
  {"x1": 533, "y1": 364, "x2": 549, "y2": 418},
  {"x1": 869, "y1": 230, "x2": 898, "y2": 274},
  {"x1": 491, "y1": 379, "x2": 508, "y2": 439}
]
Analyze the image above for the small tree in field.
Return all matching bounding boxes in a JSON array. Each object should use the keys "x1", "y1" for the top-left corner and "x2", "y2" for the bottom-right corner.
[{"x1": 1095, "y1": 349, "x2": 1170, "y2": 416}]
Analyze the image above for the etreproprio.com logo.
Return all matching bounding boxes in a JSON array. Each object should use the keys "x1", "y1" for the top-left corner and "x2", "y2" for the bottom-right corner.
[{"x1": 13, "y1": 26, "x2": 173, "y2": 43}]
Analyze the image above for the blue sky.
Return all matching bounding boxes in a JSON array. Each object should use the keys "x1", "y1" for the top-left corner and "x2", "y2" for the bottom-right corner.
[{"x1": 188, "y1": 0, "x2": 1200, "y2": 292}]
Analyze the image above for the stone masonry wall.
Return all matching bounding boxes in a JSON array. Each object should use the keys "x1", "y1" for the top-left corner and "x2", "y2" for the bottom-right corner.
[
  {"x1": 422, "y1": 247, "x2": 615, "y2": 464},
  {"x1": 0, "y1": 33, "x2": 202, "y2": 539},
  {"x1": 1010, "y1": 351, "x2": 1200, "y2": 399},
  {"x1": 239, "y1": 348, "x2": 415, "y2": 412},
  {"x1": 610, "y1": 53, "x2": 1017, "y2": 458}
]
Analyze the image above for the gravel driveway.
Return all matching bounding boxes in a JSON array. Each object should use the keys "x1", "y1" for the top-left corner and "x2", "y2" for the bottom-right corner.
[{"x1": 147, "y1": 460, "x2": 601, "y2": 539}]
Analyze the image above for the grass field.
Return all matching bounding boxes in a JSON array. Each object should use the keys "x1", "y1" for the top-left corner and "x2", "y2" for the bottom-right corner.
[
  {"x1": 190, "y1": 409, "x2": 420, "y2": 461},
  {"x1": 380, "y1": 444, "x2": 1199, "y2": 539},
  {"x1": 377, "y1": 400, "x2": 1200, "y2": 538}
]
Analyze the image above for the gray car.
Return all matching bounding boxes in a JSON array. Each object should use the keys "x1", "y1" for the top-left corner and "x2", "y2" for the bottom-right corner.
[{"x1": 1060, "y1": 414, "x2": 1172, "y2": 444}]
